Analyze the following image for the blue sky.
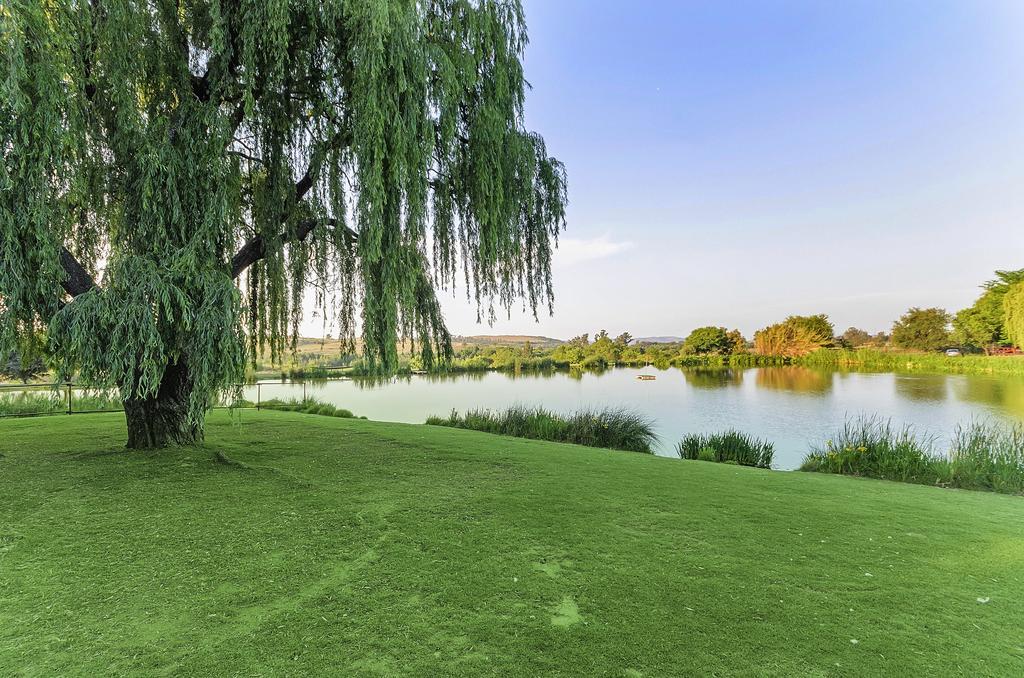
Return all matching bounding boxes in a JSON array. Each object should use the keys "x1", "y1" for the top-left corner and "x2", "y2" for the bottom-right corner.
[{"x1": 443, "y1": 0, "x2": 1024, "y2": 339}]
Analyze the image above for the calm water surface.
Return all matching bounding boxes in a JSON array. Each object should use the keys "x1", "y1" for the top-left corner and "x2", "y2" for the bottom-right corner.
[{"x1": 244, "y1": 366, "x2": 1024, "y2": 469}]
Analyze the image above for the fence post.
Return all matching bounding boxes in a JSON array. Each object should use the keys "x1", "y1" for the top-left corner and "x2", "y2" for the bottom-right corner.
[
  {"x1": 66, "y1": 382, "x2": 72, "y2": 415},
  {"x1": 257, "y1": 383, "x2": 261, "y2": 411},
  {"x1": 303, "y1": 381, "x2": 307, "y2": 402}
]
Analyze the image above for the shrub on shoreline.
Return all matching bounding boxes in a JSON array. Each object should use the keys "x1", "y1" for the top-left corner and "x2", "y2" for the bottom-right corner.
[
  {"x1": 676, "y1": 431, "x2": 774, "y2": 469},
  {"x1": 426, "y1": 405, "x2": 657, "y2": 454}
]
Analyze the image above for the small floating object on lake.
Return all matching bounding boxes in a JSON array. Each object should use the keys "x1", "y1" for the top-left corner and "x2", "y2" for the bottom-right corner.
[{"x1": 636, "y1": 374, "x2": 656, "y2": 381}]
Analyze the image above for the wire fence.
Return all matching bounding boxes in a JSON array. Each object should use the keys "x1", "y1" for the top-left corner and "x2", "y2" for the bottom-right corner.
[{"x1": 0, "y1": 380, "x2": 318, "y2": 419}]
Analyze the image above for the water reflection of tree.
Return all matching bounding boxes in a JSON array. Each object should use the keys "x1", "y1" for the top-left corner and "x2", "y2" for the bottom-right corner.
[
  {"x1": 344, "y1": 375, "x2": 401, "y2": 390},
  {"x1": 893, "y1": 375, "x2": 948, "y2": 403},
  {"x1": 951, "y1": 376, "x2": 1024, "y2": 418},
  {"x1": 499, "y1": 368, "x2": 561, "y2": 381},
  {"x1": 346, "y1": 373, "x2": 485, "y2": 390},
  {"x1": 682, "y1": 368, "x2": 744, "y2": 390},
  {"x1": 755, "y1": 367, "x2": 832, "y2": 394},
  {"x1": 561, "y1": 365, "x2": 612, "y2": 381}
]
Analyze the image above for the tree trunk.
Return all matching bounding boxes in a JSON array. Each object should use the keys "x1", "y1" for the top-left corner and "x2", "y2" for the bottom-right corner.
[{"x1": 123, "y1": 359, "x2": 203, "y2": 449}]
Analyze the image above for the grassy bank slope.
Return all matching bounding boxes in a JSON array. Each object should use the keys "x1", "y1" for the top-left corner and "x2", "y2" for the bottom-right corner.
[{"x1": 1, "y1": 412, "x2": 1022, "y2": 676}]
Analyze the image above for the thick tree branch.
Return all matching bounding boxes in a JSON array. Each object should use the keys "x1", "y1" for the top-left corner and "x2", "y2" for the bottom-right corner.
[
  {"x1": 230, "y1": 218, "x2": 356, "y2": 280},
  {"x1": 60, "y1": 247, "x2": 97, "y2": 297},
  {"x1": 231, "y1": 218, "x2": 318, "y2": 279},
  {"x1": 191, "y1": 0, "x2": 242, "y2": 105},
  {"x1": 83, "y1": 0, "x2": 102, "y2": 101},
  {"x1": 227, "y1": 149, "x2": 263, "y2": 164},
  {"x1": 293, "y1": 127, "x2": 350, "y2": 201},
  {"x1": 228, "y1": 155, "x2": 330, "y2": 279},
  {"x1": 230, "y1": 126, "x2": 354, "y2": 279}
]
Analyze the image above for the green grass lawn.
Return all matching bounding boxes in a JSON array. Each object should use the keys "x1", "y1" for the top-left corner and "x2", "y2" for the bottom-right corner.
[{"x1": 1, "y1": 412, "x2": 1022, "y2": 676}]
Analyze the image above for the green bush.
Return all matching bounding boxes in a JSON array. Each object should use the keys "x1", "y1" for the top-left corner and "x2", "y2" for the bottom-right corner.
[
  {"x1": 676, "y1": 431, "x2": 774, "y2": 469},
  {"x1": 696, "y1": 446, "x2": 716, "y2": 462},
  {"x1": 426, "y1": 404, "x2": 657, "y2": 453}
]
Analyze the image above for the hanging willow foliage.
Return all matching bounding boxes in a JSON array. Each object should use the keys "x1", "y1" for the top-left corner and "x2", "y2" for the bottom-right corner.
[{"x1": 0, "y1": 0, "x2": 566, "y2": 443}]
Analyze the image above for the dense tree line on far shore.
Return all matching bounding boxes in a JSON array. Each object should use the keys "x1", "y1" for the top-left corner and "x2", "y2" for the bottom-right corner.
[{"x1": 435, "y1": 268, "x2": 1024, "y2": 372}]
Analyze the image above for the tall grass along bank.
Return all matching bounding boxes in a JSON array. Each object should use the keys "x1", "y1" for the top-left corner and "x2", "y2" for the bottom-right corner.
[
  {"x1": 0, "y1": 389, "x2": 121, "y2": 417},
  {"x1": 426, "y1": 404, "x2": 657, "y2": 453},
  {"x1": 800, "y1": 416, "x2": 1024, "y2": 494},
  {"x1": 799, "y1": 348, "x2": 1024, "y2": 375}
]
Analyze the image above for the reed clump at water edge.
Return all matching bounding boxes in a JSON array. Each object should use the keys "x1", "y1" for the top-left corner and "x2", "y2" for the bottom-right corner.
[
  {"x1": 426, "y1": 404, "x2": 658, "y2": 454},
  {"x1": 676, "y1": 431, "x2": 774, "y2": 469},
  {"x1": 248, "y1": 397, "x2": 364, "y2": 419},
  {"x1": 799, "y1": 415, "x2": 1024, "y2": 495}
]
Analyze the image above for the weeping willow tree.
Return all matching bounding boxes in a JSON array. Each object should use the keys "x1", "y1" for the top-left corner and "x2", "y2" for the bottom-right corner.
[
  {"x1": 1, "y1": 0, "x2": 567, "y2": 448},
  {"x1": 753, "y1": 315, "x2": 833, "y2": 358}
]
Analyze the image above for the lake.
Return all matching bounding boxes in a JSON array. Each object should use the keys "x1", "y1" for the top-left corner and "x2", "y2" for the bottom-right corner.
[{"x1": 244, "y1": 366, "x2": 1024, "y2": 469}]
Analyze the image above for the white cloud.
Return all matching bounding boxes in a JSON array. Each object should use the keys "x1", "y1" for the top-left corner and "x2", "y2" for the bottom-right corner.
[{"x1": 555, "y1": 234, "x2": 634, "y2": 268}]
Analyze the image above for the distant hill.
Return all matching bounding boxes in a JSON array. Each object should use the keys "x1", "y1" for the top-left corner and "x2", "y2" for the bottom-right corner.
[
  {"x1": 289, "y1": 337, "x2": 354, "y2": 353},
  {"x1": 633, "y1": 336, "x2": 685, "y2": 344},
  {"x1": 262, "y1": 334, "x2": 564, "y2": 359},
  {"x1": 453, "y1": 334, "x2": 564, "y2": 348}
]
